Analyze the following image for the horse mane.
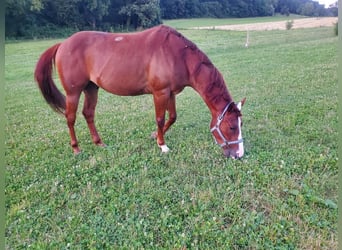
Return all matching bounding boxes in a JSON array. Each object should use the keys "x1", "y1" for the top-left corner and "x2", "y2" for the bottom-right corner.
[
  {"x1": 158, "y1": 25, "x2": 198, "y2": 50},
  {"x1": 157, "y1": 25, "x2": 231, "y2": 105}
]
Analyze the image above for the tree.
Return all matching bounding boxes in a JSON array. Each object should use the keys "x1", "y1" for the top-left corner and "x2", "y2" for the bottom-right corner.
[
  {"x1": 42, "y1": 0, "x2": 83, "y2": 27},
  {"x1": 201, "y1": 1, "x2": 226, "y2": 17},
  {"x1": 5, "y1": 0, "x2": 43, "y2": 37},
  {"x1": 80, "y1": 0, "x2": 111, "y2": 29},
  {"x1": 6, "y1": 0, "x2": 336, "y2": 39},
  {"x1": 160, "y1": 0, "x2": 188, "y2": 19},
  {"x1": 119, "y1": 0, "x2": 161, "y2": 29},
  {"x1": 300, "y1": 2, "x2": 315, "y2": 16}
]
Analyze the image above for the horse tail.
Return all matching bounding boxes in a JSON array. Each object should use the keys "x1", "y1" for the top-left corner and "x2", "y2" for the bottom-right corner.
[{"x1": 34, "y1": 43, "x2": 66, "y2": 114}]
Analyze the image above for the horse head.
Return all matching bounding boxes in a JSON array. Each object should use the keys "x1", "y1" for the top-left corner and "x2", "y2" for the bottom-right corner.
[{"x1": 210, "y1": 98, "x2": 246, "y2": 159}]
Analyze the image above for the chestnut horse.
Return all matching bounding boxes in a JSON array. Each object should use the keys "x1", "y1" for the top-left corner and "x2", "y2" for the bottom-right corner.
[{"x1": 34, "y1": 25, "x2": 245, "y2": 158}]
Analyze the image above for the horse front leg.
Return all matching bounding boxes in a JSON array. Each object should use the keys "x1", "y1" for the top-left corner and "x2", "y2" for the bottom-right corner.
[
  {"x1": 82, "y1": 83, "x2": 105, "y2": 147},
  {"x1": 153, "y1": 91, "x2": 171, "y2": 153},
  {"x1": 151, "y1": 93, "x2": 177, "y2": 139},
  {"x1": 162, "y1": 93, "x2": 177, "y2": 135}
]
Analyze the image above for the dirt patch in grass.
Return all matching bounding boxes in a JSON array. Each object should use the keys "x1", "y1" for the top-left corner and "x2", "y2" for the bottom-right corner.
[{"x1": 195, "y1": 17, "x2": 338, "y2": 31}]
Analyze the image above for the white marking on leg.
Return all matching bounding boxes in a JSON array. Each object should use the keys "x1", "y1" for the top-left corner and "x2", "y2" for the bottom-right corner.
[
  {"x1": 159, "y1": 144, "x2": 170, "y2": 153},
  {"x1": 237, "y1": 117, "x2": 244, "y2": 158}
]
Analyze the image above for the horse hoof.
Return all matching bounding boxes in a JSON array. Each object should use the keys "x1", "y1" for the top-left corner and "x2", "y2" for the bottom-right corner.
[
  {"x1": 150, "y1": 131, "x2": 157, "y2": 139},
  {"x1": 97, "y1": 142, "x2": 107, "y2": 147},
  {"x1": 73, "y1": 149, "x2": 81, "y2": 155},
  {"x1": 159, "y1": 144, "x2": 170, "y2": 153}
]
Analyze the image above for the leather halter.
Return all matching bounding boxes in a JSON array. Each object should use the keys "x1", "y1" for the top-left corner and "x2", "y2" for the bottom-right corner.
[{"x1": 210, "y1": 102, "x2": 243, "y2": 147}]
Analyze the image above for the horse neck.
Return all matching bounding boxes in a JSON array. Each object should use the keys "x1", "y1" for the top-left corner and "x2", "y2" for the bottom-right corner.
[{"x1": 191, "y1": 67, "x2": 233, "y2": 118}]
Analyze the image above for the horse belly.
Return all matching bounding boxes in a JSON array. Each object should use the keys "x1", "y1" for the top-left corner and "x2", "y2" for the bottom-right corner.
[{"x1": 92, "y1": 68, "x2": 150, "y2": 96}]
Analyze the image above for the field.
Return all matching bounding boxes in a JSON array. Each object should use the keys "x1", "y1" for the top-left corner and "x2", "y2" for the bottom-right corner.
[
  {"x1": 5, "y1": 20, "x2": 337, "y2": 249},
  {"x1": 163, "y1": 16, "x2": 338, "y2": 30},
  {"x1": 162, "y1": 15, "x2": 305, "y2": 29}
]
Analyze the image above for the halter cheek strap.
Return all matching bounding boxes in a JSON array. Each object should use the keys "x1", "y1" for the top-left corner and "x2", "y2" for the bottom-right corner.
[{"x1": 210, "y1": 102, "x2": 243, "y2": 147}]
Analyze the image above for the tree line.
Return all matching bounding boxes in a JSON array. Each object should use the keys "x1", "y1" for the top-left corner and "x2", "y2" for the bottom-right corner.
[{"x1": 6, "y1": 0, "x2": 338, "y2": 38}]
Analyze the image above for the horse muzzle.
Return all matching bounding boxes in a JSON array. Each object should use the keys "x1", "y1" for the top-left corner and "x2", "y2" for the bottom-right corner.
[{"x1": 223, "y1": 141, "x2": 244, "y2": 159}]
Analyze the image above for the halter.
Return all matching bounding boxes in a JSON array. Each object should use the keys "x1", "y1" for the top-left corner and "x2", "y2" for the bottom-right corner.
[{"x1": 210, "y1": 102, "x2": 243, "y2": 147}]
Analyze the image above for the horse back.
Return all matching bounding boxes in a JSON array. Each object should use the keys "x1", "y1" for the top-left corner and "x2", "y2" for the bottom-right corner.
[{"x1": 55, "y1": 25, "x2": 192, "y2": 96}]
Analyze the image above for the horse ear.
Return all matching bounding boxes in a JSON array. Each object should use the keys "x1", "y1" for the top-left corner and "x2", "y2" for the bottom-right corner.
[
  {"x1": 241, "y1": 97, "x2": 246, "y2": 106},
  {"x1": 237, "y1": 97, "x2": 246, "y2": 111}
]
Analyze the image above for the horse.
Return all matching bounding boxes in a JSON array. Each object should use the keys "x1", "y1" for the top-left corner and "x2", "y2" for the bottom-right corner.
[{"x1": 34, "y1": 25, "x2": 246, "y2": 158}]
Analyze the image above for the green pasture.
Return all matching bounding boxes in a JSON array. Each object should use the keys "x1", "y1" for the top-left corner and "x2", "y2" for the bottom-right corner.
[
  {"x1": 163, "y1": 14, "x2": 305, "y2": 29},
  {"x1": 5, "y1": 24, "x2": 337, "y2": 248}
]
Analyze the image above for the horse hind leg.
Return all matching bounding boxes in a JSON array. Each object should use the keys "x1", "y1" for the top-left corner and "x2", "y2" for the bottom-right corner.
[
  {"x1": 65, "y1": 92, "x2": 82, "y2": 154},
  {"x1": 82, "y1": 82, "x2": 106, "y2": 148}
]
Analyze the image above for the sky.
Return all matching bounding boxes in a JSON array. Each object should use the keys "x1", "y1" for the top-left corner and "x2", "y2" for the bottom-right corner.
[{"x1": 316, "y1": 0, "x2": 337, "y2": 7}]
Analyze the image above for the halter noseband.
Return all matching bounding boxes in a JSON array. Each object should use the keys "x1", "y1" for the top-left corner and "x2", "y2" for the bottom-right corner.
[{"x1": 210, "y1": 102, "x2": 243, "y2": 147}]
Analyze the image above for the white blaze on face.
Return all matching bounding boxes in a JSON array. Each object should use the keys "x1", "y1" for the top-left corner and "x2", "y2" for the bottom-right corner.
[
  {"x1": 237, "y1": 117, "x2": 244, "y2": 158},
  {"x1": 236, "y1": 102, "x2": 244, "y2": 158}
]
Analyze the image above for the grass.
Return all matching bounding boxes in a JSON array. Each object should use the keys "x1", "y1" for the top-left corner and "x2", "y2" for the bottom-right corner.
[
  {"x1": 5, "y1": 22, "x2": 337, "y2": 249},
  {"x1": 163, "y1": 14, "x2": 306, "y2": 29}
]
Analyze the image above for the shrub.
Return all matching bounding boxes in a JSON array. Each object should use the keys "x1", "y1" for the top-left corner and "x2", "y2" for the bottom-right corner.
[{"x1": 286, "y1": 20, "x2": 294, "y2": 30}]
